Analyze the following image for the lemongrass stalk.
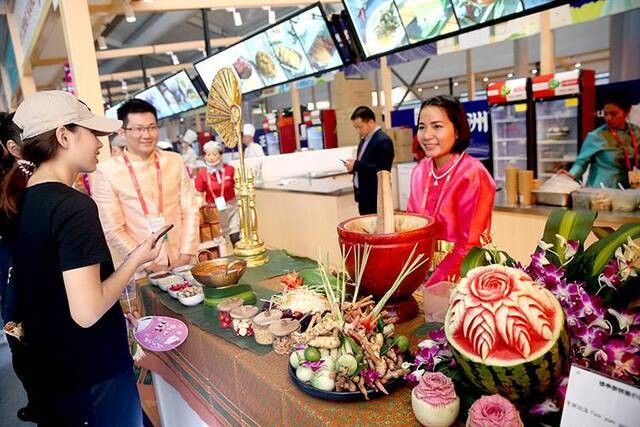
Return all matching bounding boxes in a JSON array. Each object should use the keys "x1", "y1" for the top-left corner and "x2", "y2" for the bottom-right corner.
[
  {"x1": 369, "y1": 244, "x2": 429, "y2": 319},
  {"x1": 352, "y1": 243, "x2": 371, "y2": 303}
]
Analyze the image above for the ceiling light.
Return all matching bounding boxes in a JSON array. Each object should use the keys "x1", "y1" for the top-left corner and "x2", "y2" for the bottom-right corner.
[
  {"x1": 417, "y1": 87, "x2": 423, "y2": 93},
  {"x1": 507, "y1": 72, "x2": 514, "y2": 78},
  {"x1": 124, "y1": 2, "x2": 136, "y2": 23},
  {"x1": 148, "y1": 76, "x2": 156, "y2": 85},
  {"x1": 233, "y1": 11, "x2": 242, "y2": 26},
  {"x1": 268, "y1": 10, "x2": 276, "y2": 24},
  {"x1": 482, "y1": 76, "x2": 489, "y2": 82},
  {"x1": 531, "y1": 68, "x2": 538, "y2": 75},
  {"x1": 97, "y1": 36, "x2": 107, "y2": 50},
  {"x1": 199, "y1": 48, "x2": 207, "y2": 58},
  {"x1": 171, "y1": 54, "x2": 179, "y2": 65},
  {"x1": 574, "y1": 62, "x2": 582, "y2": 68},
  {"x1": 121, "y1": 80, "x2": 128, "y2": 91},
  {"x1": 453, "y1": 81, "x2": 459, "y2": 87},
  {"x1": 434, "y1": 85, "x2": 439, "y2": 90}
]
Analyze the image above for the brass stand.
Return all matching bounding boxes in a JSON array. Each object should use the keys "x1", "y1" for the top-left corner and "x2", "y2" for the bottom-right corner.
[{"x1": 206, "y1": 68, "x2": 268, "y2": 267}]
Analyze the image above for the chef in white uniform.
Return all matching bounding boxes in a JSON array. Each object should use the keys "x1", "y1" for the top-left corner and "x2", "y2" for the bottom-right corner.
[{"x1": 242, "y1": 123, "x2": 265, "y2": 158}]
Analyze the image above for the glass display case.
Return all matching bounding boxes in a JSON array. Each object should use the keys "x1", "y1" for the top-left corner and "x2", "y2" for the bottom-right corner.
[
  {"x1": 535, "y1": 98, "x2": 579, "y2": 180},
  {"x1": 490, "y1": 103, "x2": 528, "y2": 187}
]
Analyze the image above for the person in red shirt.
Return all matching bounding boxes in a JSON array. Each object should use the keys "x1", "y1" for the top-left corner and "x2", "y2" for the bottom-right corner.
[{"x1": 194, "y1": 140, "x2": 240, "y2": 244}]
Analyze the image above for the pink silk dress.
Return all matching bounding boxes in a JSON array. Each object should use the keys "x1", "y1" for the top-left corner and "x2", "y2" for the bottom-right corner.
[{"x1": 406, "y1": 153, "x2": 496, "y2": 286}]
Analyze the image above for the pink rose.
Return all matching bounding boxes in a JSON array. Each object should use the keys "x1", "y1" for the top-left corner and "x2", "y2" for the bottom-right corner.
[
  {"x1": 468, "y1": 267, "x2": 514, "y2": 302},
  {"x1": 467, "y1": 395, "x2": 523, "y2": 427},
  {"x1": 414, "y1": 372, "x2": 457, "y2": 406}
]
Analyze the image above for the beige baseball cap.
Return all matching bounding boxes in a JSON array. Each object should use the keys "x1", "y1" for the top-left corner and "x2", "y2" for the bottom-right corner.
[{"x1": 13, "y1": 90, "x2": 122, "y2": 139}]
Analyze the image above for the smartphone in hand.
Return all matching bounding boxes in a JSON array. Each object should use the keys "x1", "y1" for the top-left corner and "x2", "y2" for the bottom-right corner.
[{"x1": 152, "y1": 224, "x2": 174, "y2": 248}]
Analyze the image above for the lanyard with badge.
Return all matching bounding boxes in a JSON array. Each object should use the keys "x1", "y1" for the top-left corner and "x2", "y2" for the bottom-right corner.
[
  {"x1": 206, "y1": 166, "x2": 227, "y2": 211},
  {"x1": 122, "y1": 152, "x2": 168, "y2": 239},
  {"x1": 609, "y1": 126, "x2": 639, "y2": 171}
]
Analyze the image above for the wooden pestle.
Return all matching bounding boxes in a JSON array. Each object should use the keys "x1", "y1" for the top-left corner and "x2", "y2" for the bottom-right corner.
[{"x1": 376, "y1": 170, "x2": 395, "y2": 234}]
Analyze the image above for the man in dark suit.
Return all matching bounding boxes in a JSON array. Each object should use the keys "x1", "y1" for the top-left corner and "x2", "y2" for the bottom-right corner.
[{"x1": 344, "y1": 106, "x2": 394, "y2": 215}]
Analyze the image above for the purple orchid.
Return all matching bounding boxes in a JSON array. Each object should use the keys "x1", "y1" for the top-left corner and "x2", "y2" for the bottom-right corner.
[
  {"x1": 598, "y1": 259, "x2": 622, "y2": 291},
  {"x1": 574, "y1": 325, "x2": 608, "y2": 357},
  {"x1": 574, "y1": 289, "x2": 607, "y2": 323},
  {"x1": 529, "y1": 398, "x2": 561, "y2": 416},
  {"x1": 361, "y1": 368, "x2": 381, "y2": 390},
  {"x1": 428, "y1": 328, "x2": 447, "y2": 344},
  {"x1": 565, "y1": 239, "x2": 579, "y2": 260},
  {"x1": 625, "y1": 328, "x2": 640, "y2": 347},
  {"x1": 300, "y1": 360, "x2": 325, "y2": 372},
  {"x1": 404, "y1": 368, "x2": 425, "y2": 383},
  {"x1": 294, "y1": 343, "x2": 307, "y2": 352},
  {"x1": 608, "y1": 309, "x2": 640, "y2": 333},
  {"x1": 550, "y1": 280, "x2": 580, "y2": 305},
  {"x1": 603, "y1": 339, "x2": 639, "y2": 379}
]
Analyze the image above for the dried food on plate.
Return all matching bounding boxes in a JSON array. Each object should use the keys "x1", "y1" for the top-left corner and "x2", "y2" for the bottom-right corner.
[
  {"x1": 308, "y1": 35, "x2": 334, "y2": 68},
  {"x1": 275, "y1": 45, "x2": 303, "y2": 70},
  {"x1": 233, "y1": 57, "x2": 253, "y2": 79},
  {"x1": 255, "y1": 51, "x2": 277, "y2": 78}
]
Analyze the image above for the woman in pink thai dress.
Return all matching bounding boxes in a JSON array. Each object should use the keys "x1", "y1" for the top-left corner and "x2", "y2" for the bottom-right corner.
[{"x1": 407, "y1": 96, "x2": 496, "y2": 288}]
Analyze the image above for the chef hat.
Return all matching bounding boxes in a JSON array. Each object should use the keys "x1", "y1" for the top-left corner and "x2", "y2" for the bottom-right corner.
[
  {"x1": 242, "y1": 123, "x2": 256, "y2": 137},
  {"x1": 157, "y1": 140, "x2": 173, "y2": 150},
  {"x1": 182, "y1": 129, "x2": 198, "y2": 144},
  {"x1": 203, "y1": 140, "x2": 225, "y2": 153}
]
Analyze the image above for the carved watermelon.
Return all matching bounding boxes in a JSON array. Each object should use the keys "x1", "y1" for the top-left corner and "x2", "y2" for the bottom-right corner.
[{"x1": 444, "y1": 265, "x2": 569, "y2": 401}]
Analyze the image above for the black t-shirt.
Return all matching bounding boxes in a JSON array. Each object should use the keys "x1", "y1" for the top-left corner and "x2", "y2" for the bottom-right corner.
[{"x1": 12, "y1": 182, "x2": 132, "y2": 393}]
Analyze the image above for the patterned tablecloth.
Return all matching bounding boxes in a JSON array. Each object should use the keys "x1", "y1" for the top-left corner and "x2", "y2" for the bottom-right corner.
[{"x1": 138, "y1": 272, "x2": 426, "y2": 426}]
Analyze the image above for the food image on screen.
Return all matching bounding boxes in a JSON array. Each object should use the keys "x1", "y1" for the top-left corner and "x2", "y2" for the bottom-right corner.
[
  {"x1": 451, "y1": 0, "x2": 524, "y2": 29},
  {"x1": 275, "y1": 45, "x2": 303, "y2": 70},
  {"x1": 396, "y1": 0, "x2": 459, "y2": 43},
  {"x1": 290, "y1": 6, "x2": 342, "y2": 72},
  {"x1": 160, "y1": 71, "x2": 204, "y2": 112},
  {"x1": 136, "y1": 87, "x2": 173, "y2": 119},
  {"x1": 233, "y1": 57, "x2": 253, "y2": 79},
  {"x1": 308, "y1": 35, "x2": 335, "y2": 69},
  {"x1": 266, "y1": 21, "x2": 312, "y2": 79},
  {"x1": 255, "y1": 51, "x2": 278, "y2": 78},
  {"x1": 344, "y1": 0, "x2": 409, "y2": 57},
  {"x1": 521, "y1": 0, "x2": 554, "y2": 7}
]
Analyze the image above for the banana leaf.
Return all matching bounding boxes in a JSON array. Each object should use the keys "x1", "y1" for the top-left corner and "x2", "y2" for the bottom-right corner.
[
  {"x1": 592, "y1": 226, "x2": 615, "y2": 239},
  {"x1": 460, "y1": 246, "x2": 517, "y2": 278},
  {"x1": 566, "y1": 222, "x2": 640, "y2": 304},
  {"x1": 540, "y1": 209, "x2": 597, "y2": 266}
]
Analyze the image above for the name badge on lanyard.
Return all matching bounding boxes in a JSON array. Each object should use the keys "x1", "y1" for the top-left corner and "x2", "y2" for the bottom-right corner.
[
  {"x1": 208, "y1": 168, "x2": 227, "y2": 210},
  {"x1": 123, "y1": 152, "x2": 166, "y2": 235}
]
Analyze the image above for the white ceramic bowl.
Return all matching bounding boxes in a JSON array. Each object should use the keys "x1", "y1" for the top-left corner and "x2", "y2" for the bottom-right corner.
[
  {"x1": 148, "y1": 271, "x2": 172, "y2": 287},
  {"x1": 411, "y1": 387, "x2": 460, "y2": 427},
  {"x1": 157, "y1": 275, "x2": 183, "y2": 292},
  {"x1": 168, "y1": 285, "x2": 188, "y2": 299},
  {"x1": 178, "y1": 290, "x2": 204, "y2": 306},
  {"x1": 172, "y1": 264, "x2": 195, "y2": 281}
]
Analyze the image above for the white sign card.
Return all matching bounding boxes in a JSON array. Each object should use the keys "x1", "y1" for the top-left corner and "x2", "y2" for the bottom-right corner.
[{"x1": 560, "y1": 364, "x2": 640, "y2": 427}]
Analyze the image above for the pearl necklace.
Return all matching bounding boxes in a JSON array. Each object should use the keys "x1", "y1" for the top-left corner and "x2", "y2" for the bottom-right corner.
[{"x1": 429, "y1": 153, "x2": 466, "y2": 186}]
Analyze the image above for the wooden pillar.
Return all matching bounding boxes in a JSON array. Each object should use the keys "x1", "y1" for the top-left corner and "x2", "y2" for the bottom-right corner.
[
  {"x1": 540, "y1": 10, "x2": 555, "y2": 75},
  {"x1": 466, "y1": 49, "x2": 476, "y2": 101},
  {"x1": 59, "y1": 0, "x2": 109, "y2": 160},
  {"x1": 514, "y1": 38, "x2": 530, "y2": 77},
  {"x1": 6, "y1": 13, "x2": 37, "y2": 99},
  {"x1": 0, "y1": 67, "x2": 13, "y2": 110},
  {"x1": 290, "y1": 84, "x2": 301, "y2": 149},
  {"x1": 194, "y1": 111, "x2": 203, "y2": 132},
  {"x1": 379, "y1": 56, "x2": 393, "y2": 130}
]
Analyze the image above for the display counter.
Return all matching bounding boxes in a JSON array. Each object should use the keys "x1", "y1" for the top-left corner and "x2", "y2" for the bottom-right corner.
[
  {"x1": 255, "y1": 174, "x2": 358, "y2": 263},
  {"x1": 492, "y1": 192, "x2": 639, "y2": 263}
]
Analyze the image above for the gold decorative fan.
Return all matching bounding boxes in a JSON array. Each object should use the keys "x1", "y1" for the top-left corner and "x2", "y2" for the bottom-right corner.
[{"x1": 206, "y1": 68, "x2": 242, "y2": 149}]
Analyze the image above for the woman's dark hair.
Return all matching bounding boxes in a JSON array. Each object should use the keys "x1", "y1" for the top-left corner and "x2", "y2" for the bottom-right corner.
[
  {"x1": 117, "y1": 99, "x2": 157, "y2": 127},
  {"x1": 602, "y1": 91, "x2": 632, "y2": 113},
  {"x1": 420, "y1": 95, "x2": 471, "y2": 154},
  {"x1": 0, "y1": 112, "x2": 21, "y2": 176},
  {"x1": 0, "y1": 125, "x2": 76, "y2": 229},
  {"x1": 350, "y1": 106, "x2": 376, "y2": 122}
]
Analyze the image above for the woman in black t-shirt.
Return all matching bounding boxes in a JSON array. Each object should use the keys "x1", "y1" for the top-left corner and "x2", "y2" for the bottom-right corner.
[{"x1": 0, "y1": 91, "x2": 163, "y2": 427}]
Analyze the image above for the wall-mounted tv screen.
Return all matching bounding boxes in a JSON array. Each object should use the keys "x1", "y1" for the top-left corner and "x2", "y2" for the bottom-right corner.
[
  {"x1": 195, "y1": 3, "x2": 344, "y2": 94},
  {"x1": 156, "y1": 70, "x2": 205, "y2": 114}
]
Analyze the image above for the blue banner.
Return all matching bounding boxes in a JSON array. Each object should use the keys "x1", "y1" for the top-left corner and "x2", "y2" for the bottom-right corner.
[{"x1": 463, "y1": 99, "x2": 491, "y2": 160}]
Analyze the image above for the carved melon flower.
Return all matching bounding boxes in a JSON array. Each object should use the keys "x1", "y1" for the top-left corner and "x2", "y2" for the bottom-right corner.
[{"x1": 449, "y1": 265, "x2": 555, "y2": 361}]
